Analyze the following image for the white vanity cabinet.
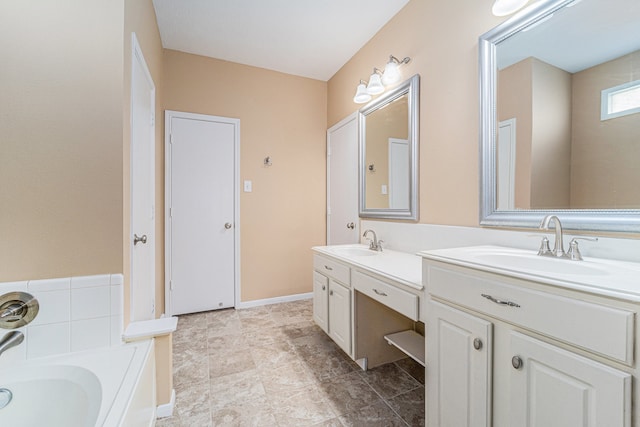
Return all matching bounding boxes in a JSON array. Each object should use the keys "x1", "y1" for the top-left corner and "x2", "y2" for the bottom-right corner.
[
  {"x1": 312, "y1": 246, "x2": 424, "y2": 369},
  {"x1": 313, "y1": 254, "x2": 352, "y2": 356},
  {"x1": 428, "y1": 300, "x2": 492, "y2": 427},
  {"x1": 423, "y1": 258, "x2": 635, "y2": 427}
]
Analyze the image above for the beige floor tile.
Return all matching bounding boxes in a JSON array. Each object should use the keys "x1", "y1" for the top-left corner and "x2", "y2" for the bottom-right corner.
[
  {"x1": 269, "y1": 387, "x2": 337, "y2": 426},
  {"x1": 318, "y1": 371, "x2": 384, "y2": 416},
  {"x1": 359, "y1": 362, "x2": 421, "y2": 399},
  {"x1": 209, "y1": 369, "x2": 268, "y2": 411},
  {"x1": 338, "y1": 401, "x2": 407, "y2": 427}
]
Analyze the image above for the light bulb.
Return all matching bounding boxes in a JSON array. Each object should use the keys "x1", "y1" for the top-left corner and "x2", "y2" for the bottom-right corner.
[
  {"x1": 382, "y1": 60, "x2": 400, "y2": 85},
  {"x1": 366, "y1": 72, "x2": 384, "y2": 95},
  {"x1": 492, "y1": 0, "x2": 529, "y2": 16},
  {"x1": 353, "y1": 83, "x2": 371, "y2": 103}
]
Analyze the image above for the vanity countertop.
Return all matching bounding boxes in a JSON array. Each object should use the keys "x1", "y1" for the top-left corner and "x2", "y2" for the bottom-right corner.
[
  {"x1": 420, "y1": 245, "x2": 640, "y2": 301},
  {"x1": 312, "y1": 244, "x2": 423, "y2": 291}
]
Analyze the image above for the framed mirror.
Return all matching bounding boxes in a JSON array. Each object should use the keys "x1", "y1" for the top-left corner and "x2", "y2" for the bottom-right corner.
[
  {"x1": 359, "y1": 74, "x2": 419, "y2": 220},
  {"x1": 479, "y1": 0, "x2": 640, "y2": 232}
]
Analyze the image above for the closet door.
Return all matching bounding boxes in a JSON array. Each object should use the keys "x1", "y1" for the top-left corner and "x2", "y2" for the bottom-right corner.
[{"x1": 327, "y1": 112, "x2": 359, "y2": 245}]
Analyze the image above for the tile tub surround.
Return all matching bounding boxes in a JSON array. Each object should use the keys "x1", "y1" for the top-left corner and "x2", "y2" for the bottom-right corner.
[
  {"x1": 156, "y1": 299, "x2": 425, "y2": 427},
  {"x1": 0, "y1": 274, "x2": 123, "y2": 363}
]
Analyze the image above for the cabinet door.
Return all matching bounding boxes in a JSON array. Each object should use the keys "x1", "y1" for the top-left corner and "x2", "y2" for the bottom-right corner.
[
  {"x1": 427, "y1": 301, "x2": 493, "y2": 427},
  {"x1": 313, "y1": 272, "x2": 329, "y2": 333},
  {"x1": 328, "y1": 279, "x2": 351, "y2": 355},
  {"x1": 510, "y1": 332, "x2": 631, "y2": 427}
]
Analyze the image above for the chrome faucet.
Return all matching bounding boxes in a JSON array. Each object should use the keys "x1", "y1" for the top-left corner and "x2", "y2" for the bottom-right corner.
[
  {"x1": 538, "y1": 215, "x2": 567, "y2": 258},
  {"x1": 362, "y1": 229, "x2": 383, "y2": 251},
  {"x1": 0, "y1": 331, "x2": 24, "y2": 357}
]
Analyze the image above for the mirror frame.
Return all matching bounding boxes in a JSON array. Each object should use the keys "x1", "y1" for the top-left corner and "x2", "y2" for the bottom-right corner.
[
  {"x1": 479, "y1": 0, "x2": 640, "y2": 232},
  {"x1": 359, "y1": 74, "x2": 420, "y2": 220}
]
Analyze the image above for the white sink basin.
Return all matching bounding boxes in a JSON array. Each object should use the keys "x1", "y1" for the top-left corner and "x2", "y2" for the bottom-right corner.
[
  {"x1": 420, "y1": 245, "x2": 640, "y2": 298},
  {"x1": 330, "y1": 246, "x2": 378, "y2": 257},
  {"x1": 470, "y1": 252, "x2": 609, "y2": 276}
]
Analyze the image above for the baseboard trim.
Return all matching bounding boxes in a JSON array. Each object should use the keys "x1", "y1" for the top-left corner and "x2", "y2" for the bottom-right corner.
[
  {"x1": 156, "y1": 389, "x2": 176, "y2": 419},
  {"x1": 236, "y1": 292, "x2": 313, "y2": 309}
]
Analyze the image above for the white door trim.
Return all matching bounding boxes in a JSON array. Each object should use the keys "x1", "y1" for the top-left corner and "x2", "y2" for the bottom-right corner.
[
  {"x1": 164, "y1": 110, "x2": 241, "y2": 314},
  {"x1": 326, "y1": 111, "x2": 358, "y2": 244},
  {"x1": 130, "y1": 32, "x2": 156, "y2": 321}
]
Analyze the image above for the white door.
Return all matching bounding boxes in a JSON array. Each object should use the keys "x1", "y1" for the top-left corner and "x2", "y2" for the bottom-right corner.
[
  {"x1": 388, "y1": 138, "x2": 409, "y2": 209},
  {"x1": 327, "y1": 112, "x2": 359, "y2": 245},
  {"x1": 510, "y1": 332, "x2": 631, "y2": 427},
  {"x1": 165, "y1": 111, "x2": 239, "y2": 316},
  {"x1": 497, "y1": 118, "x2": 516, "y2": 210},
  {"x1": 130, "y1": 33, "x2": 155, "y2": 322},
  {"x1": 428, "y1": 301, "x2": 493, "y2": 427}
]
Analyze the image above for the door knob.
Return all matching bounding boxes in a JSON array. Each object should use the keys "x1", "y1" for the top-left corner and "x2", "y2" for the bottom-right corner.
[
  {"x1": 224, "y1": 223, "x2": 233, "y2": 229},
  {"x1": 133, "y1": 234, "x2": 147, "y2": 245},
  {"x1": 347, "y1": 222, "x2": 355, "y2": 229}
]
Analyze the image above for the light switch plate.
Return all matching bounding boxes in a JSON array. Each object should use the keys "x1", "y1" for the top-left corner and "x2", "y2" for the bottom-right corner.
[
  {"x1": 381, "y1": 184, "x2": 388, "y2": 195},
  {"x1": 244, "y1": 180, "x2": 252, "y2": 192}
]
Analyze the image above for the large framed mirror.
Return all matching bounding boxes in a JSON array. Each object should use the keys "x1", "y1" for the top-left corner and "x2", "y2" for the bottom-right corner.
[
  {"x1": 479, "y1": 0, "x2": 640, "y2": 232},
  {"x1": 359, "y1": 74, "x2": 419, "y2": 220}
]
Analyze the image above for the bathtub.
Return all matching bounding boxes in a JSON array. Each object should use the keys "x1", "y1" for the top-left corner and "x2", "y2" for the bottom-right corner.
[{"x1": 0, "y1": 339, "x2": 156, "y2": 427}]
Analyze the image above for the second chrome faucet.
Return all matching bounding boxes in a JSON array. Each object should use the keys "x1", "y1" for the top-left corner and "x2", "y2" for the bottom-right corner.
[{"x1": 362, "y1": 229, "x2": 383, "y2": 252}]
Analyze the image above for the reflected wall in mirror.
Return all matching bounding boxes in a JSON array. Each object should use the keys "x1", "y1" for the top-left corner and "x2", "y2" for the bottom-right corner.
[
  {"x1": 480, "y1": 0, "x2": 640, "y2": 231},
  {"x1": 359, "y1": 74, "x2": 419, "y2": 220}
]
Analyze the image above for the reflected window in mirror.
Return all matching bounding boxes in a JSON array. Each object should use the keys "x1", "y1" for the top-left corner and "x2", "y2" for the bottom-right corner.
[
  {"x1": 359, "y1": 74, "x2": 419, "y2": 220},
  {"x1": 480, "y1": 0, "x2": 640, "y2": 232}
]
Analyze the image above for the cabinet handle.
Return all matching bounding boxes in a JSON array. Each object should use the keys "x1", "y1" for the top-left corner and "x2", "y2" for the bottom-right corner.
[
  {"x1": 481, "y1": 293, "x2": 520, "y2": 308},
  {"x1": 329, "y1": 290, "x2": 334, "y2": 296},
  {"x1": 512, "y1": 356, "x2": 523, "y2": 370},
  {"x1": 373, "y1": 289, "x2": 388, "y2": 297},
  {"x1": 473, "y1": 338, "x2": 483, "y2": 350},
  {"x1": 322, "y1": 285, "x2": 326, "y2": 291},
  {"x1": 347, "y1": 222, "x2": 355, "y2": 229},
  {"x1": 324, "y1": 265, "x2": 333, "y2": 271}
]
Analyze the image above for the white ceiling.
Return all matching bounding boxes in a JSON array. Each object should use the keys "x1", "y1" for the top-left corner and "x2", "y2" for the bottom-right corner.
[
  {"x1": 497, "y1": 0, "x2": 640, "y2": 73},
  {"x1": 152, "y1": 0, "x2": 410, "y2": 82}
]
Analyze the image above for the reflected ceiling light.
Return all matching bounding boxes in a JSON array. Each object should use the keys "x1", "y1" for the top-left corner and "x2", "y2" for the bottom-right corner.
[
  {"x1": 366, "y1": 69, "x2": 385, "y2": 95},
  {"x1": 382, "y1": 55, "x2": 411, "y2": 85},
  {"x1": 492, "y1": 0, "x2": 529, "y2": 16},
  {"x1": 353, "y1": 80, "x2": 372, "y2": 104}
]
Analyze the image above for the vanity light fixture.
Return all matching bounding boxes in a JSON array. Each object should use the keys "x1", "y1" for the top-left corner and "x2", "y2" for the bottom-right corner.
[
  {"x1": 353, "y1": 54, "x2": 412, "y2": 103},
  {"x1": 353, "y1": 79, "x2": 372, "y2": 104},
  {"x1": 366, "y1": 68, "x2": 385, "y2": 95},
  {"x1": 382, "y1": 55, "x2": 411, "y2": 85},
  {"x1": 492, "y1": 0, "x2": 529, "y2": 16}
]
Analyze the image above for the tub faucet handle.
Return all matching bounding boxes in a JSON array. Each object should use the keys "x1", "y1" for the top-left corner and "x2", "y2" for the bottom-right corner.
[{"x1": 0, "y1": 331, "x2": 24, "y2": 357}]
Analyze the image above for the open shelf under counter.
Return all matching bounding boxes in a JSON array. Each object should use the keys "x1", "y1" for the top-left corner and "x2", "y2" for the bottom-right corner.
[{"x1": 384, "y1": 329, "x2": 425, "y2": 367}]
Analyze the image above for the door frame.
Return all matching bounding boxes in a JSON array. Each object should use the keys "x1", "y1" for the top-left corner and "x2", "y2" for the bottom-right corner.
[
  {"x1": 326, "y1": 111, "x2": 358, "y2": 244},
  {"x1": 130, "y1": 32, "x2": 156, "y2": 321},
  {"x1": 164, "y1": 110, "x2": 241, "y2": 315}
]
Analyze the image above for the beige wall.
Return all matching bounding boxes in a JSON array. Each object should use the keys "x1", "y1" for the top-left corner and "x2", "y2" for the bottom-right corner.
[
  {"x1": 0, "y1": 1, "x2": 124, "y2": 282},
  {"x1": 530, "y1": 58, "x2": 572, "y2": 209},
  {"x1": 328, "y1": 0, "x2": 503, "y2": 226},
  {"x1": 571, "y1": 50, "x2": 640, "y2": 209},
  {"x1": 162, "y1": 50, "x2": 327, "y2": 302}
]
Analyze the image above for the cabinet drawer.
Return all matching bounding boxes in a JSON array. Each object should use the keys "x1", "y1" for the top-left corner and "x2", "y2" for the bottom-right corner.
[
  {"x1": 353, "y1": 270, "x2": 418, "y2": 321},
  {"x1": 314, "y1": 254, "x2": 350, "y2": 285},
  {"x1": 427, "y1": 264, "x2": 634, "y2": 365}
]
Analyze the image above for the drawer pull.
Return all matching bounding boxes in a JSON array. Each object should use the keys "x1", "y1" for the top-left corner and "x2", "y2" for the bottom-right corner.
[
  {"x1": 329, "y1": 290, "x2": 334, "y2": 296},
  {"x1": 373, "y1": 289, "x2": 388, "y2": 297},
  {"x1": 324, "y1": 265, "x2": 333, "y2": 271},
  {"x1": 322, "y1": 285, "x2": 326, "y2": 291},
  {"x1": 512, "y1": 355, "x2": 523, "y2": 370},
  {"x1": 481, "y1": 293, "x2": 520, "y2": 308}
]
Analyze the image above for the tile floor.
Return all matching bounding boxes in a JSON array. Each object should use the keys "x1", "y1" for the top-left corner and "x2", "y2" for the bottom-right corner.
[{"x1": 156, "y1": 299, "x2": 425, "y2": 426}]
